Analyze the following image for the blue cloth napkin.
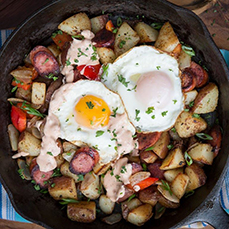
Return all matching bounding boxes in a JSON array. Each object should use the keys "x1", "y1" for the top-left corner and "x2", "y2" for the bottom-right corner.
[{"x1": 0, "y1": 29, "x2": 228, "y2": 226}]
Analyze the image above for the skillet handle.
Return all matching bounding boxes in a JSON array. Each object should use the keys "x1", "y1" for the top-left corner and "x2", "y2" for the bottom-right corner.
[{"x1": 182, "y1": 192, "x2": 229, "y2": 229}]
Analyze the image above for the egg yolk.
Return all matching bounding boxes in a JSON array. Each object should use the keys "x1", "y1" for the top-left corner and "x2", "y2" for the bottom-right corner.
[
  {"x1": 74, "y1": 95, "x2": 111, "y2": 128},
  {"x1": 136, "y1": 71, "x2": 174, "y2": 108}
]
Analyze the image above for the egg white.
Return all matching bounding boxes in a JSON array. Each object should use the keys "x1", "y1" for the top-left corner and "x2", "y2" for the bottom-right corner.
[
  {"x1": 52, "y1": 80, "x2": 136, "y2": 164},
  {"x1": 101, "y1": 45, "x2": 184, "y2": 132}
]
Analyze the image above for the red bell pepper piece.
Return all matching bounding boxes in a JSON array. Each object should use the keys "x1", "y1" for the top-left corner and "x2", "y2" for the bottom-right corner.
[
  {"x1": 77, "y1": 64, "x2": 101, "y2": 80},
  {"x1": 11, "y1": 106, "x2": 27, "y2": 132},
  {"x1": 16, "y1": 102, "x2": 34, "y2": 119},
  {"x1": 134, "y1": 177, "x2": 159, "y2": 191},
  {"x1": 11, "y1": 80, "x2": 31, "y2": 91}
]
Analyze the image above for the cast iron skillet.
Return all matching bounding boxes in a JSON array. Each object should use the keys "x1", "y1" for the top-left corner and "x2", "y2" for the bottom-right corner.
[{"x1": 0, "y1": 0, "x2": 229, "y2": 228}]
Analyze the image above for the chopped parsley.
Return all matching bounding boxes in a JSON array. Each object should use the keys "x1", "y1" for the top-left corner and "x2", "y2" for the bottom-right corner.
[
  {"x1": 111, "y1": 107, "x2": 118, "y2": 117},
  {"x1": 135, "y1": 109, "x2": 140, "y2": 121},
  {"x1": 119, "y1": 40, "x2": 126, "y2": 48},
  {"x1": 66, "y1": 58, "x2": 71, "y2": 66},
  {"x1": 118, "y1": 74, "x2": 129, "y2": 87},
  {"x1": 161, "y1": 111, "x2": 168, "y2": 117},
  {"x1": 192, "y1": 113, "x2": 200, "y2": 118},
  {"x1": 173, "y1": 99, "x2": 177, "y2": 104},
  {"x1": 156, "y1": 66, "x2": 161, "y2": 70},
  {"x1": 146, "y1": 106, "x2": 155, "y2": 114},
  {"x1": 86, "y1": 101, "x2": 94, "y2": 109},
  {"x1": 151, "y1": 22, "x2": 163, "y2": 30},
  {"x1": 117, "y1": 17, "x2": 122, "y2": 27},
  {"x1": 96, "y1": 130, "x2": 104, "y2": 137},
  {"x1": 77, "y1": 174, "x2": 84, "y2": 182},
  {"x1": 47, "y1": 151, "x2": 53, "y2": 156}
]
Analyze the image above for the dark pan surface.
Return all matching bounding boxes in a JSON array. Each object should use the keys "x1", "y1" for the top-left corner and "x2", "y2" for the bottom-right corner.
[{"x1": 0, "y1": 0, "x2": 229, "y2": 228}]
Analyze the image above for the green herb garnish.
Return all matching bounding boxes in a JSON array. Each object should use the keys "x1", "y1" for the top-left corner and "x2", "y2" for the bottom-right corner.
[
  {"x1": 135, "y1": 109, "x2": 140, "y2": 121},
  {"x1": 86, "y1": 101, "x2": 94, "y2": 109},
  {"x1": 182, "y1": 44, "x2": 195, "y2": 57},
  {"x1": 146, "y1": 106, "x2": 155, "y2": 114},
  {"x1": 20, "y1": 101, "x2": 45, "y2": 118},
  {"x1": 184, "y1": 151, "x2": 193, "y2": 166},
  {"x1": 96, "y1": 130, "x2": 105, "y2": 137},
  {"x1": 118, "y1": 74, "x2": 129, "y2": 87},
  {"x1": 195, "y1": 133, "x2": 213, "y2": 140},
  {"x1": 161, "y1": 180, "x2": 173, "y2": 196}
]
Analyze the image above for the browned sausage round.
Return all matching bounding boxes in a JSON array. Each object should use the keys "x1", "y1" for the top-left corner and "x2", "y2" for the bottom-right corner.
[
  {"x1": 117, "y1": 186, "x2": 134, "y2": 203},
  {"x1": 147, "y1": 160, "x2": 164, "y2": 179},
  {"x1": 190, "y1": 61, "x2": 209, "y2": 88},
  {"x1": 181, "y1": 68, "x2": 196, "y2": 92},
  {"x1": 92, "y1": 28, "x2": 115, "y2": 48},
  {"x1": 31, "y1": 163, "x2": 53, "y2": 188},
  {"x1": 69, "y1": 146, "x2": 100, "y2": 175},
  {"x1": 137, "y1": 132, "x2": 161, "y2": 151},
  {"x1": 30, "y1": 46, "x2": 60, "y2": 77}
]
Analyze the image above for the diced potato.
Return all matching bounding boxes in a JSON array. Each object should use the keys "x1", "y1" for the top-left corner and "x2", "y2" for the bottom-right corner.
[
  {"x1": 140, "y1": 150, "x2": 158, "y2": 164},
  {"x1": 179, "y1": 49, "x2": 191, "y2": 69},
  {"x1": 55, "y1": 153, "x2": 65, "y2": 168},
  {"x1": 31, "y1": 82, "x2": 46, "y2": 106},
  {"x1": 58, "y1": 12, "x2": 91, "y2": 36},
  {"x1": 175, "y1": 111, "x2": 207, "y2": 138},
  {"x1": 127, "y1": 204, "x2": 153, "y2": 226},
  {"x1": 102, "y1": 213, "x2": 122, "y2": 225},
  {"x1": 157, "y1": 185, "x2": 180, "y2": 204},
  {"x1": 134, "y1": 22, "x2": 158, "y2": 43},
  {"x1": 63, "y1": 141, "x2": 77, "y2": 152},
  {"x1": 97, "y1": 47, "x2": 116, "y2": 64},
  {"x1": 93, "y1": 162, "x2": 111, "y2": 175},
  {"x1": 164, "y1": 168, "x2": 183, "y2": 183},
  {"x1": 121, "y1": 198, "x2": 142, "y2": 220},
  {"x1": 8, "y1": 124, "x2": 19, "y2": 151},
  {"x1": 48, "y1": 176, "x2": 77, "y2": 200},
  {"x1": 18, "y1": 131, "x2": 41, "y2": 156},
  {"x1": 158, "y1": 194, "x2": 180, "y2": 209},
  {"x1": 99, "y1": 194, "x2": 115, "y2": 214},
  {"x1": 129, "y1": 171, "x2": 151, "y2": 187},
  {"x1": 160, "y1": 148, "x2": 185, "y2": 170},
  {"x1": 10, "y1": 66, "x2": 33, "y2": 84},
  {"x1": 47, "y1": 43, "x2": 61, "y2": 58},
  {"x1": 90, "y1": 15, "x2": 108, "y2": 34},
  {"x1": 155, "y1": 22, "x2": 180, "y2": 53},
  {"x1": 192, "y1": 83, "x2": 219, "y2": 114},
  {"x1": 114, "y1": 22, "x2": 140, "y2": 57},
  {"x1": 138, "y1": 186, "x2": 159, "y2": 206},
  {"x1": 171, "y1": 173, "x2": 189, "y2": 199},
  {"x1": 67, "y1": 201, "x2": 96, "y2": 223},
  {"x1": 185, "y1": 163, "x2": 207, "y2": 191},
  {"x1": 80, "y1": 172, "x2": 100, "y2": 199},
  {"x1": 15, "y1": 87, "x2": 31, "y2": 102},
  {"x1": 153, "y1": 131, "x2": 170, "y2": 159},
  {"x1": 60, "y1": 161, "x2": 80, "y2": 183},
  {"x1": 188, "y1": 143, "x2": 214, "y2": 165},
  {"x1": 184, "y1": 90, "x2": 198, "y2": 106}
]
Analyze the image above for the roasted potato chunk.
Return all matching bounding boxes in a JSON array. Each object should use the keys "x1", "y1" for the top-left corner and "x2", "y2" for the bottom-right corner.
[
  {"x1": 185, "y1": 163, "x2": 207, "y2": 191},
  {"x1": 31, "y1": 82, "x2": 46, "y2": 106},
  {"x1": 175, "y1": 111, "x2": 207, "y2": 138},
  {"x1": 184, "y1": 90, "x2": 198, "y2": 106},
  {"x1": 160, "y1": 148, "x2": 185, "y2": 170},
  {"x1": 138, "y1": 186, "x2": 160, "y2": 206},
  {"x1": 67, "y1": 201, "x2": 96, "y2": 223},
  {"x1": 80, "y1": 172, "x2": 100, "y2": 199},
  {"x1": 192, "y1": 83, "x2": 219, "y2": 114},
  {"x1": 134, "y1": 22, "x2": 158, "y2": 43},
  {"x1": 97, "y1": 47, "x2": 116, "y2": 64},
  {"x1": 129, "y1": 171, "x2": 151, "y2": 187},
  {"x1": 155, "y1": 22, "x2": 180, "y2": 53},
  {"x1": 91, "y1": 15, "x2": 108, "y2": 34},
  {"x1": 121, "y1": 198, "x2": 142, "y2": 220},
  {"x1": 114, "y1": 22, "x2": 140, "y2": 57},
  {"x1": 8, "y1": 124, "x2": 19, "y2": 151},
  {"x1": 179, "y1": 49, "x2": 191, "y2": 69},
  {"x1": 164, "y1": 168, "x2": 183, "y2": 183},
  {"x1": 127, "y1": 204, "x2": 153, "y2": 226},
  {"x1": 18, "y1": 131, "x2": 41, "y2": 156},
  {"x1": 152, "y1": 131, "x2": 170, "y2": 159},
  {"x1": 171, "y1": 173, "x2": 189, "y2": 199},
  {"x1": 188, "y1": 143, "x2": 214, "y2": 165},
  {"x1": 93, "y1": 162, "x2": 111, "y2": 175},
  {"x1": 48, "y1": 176, "x2": 77, "y2": 200},
  {"x1": 58, "y1": 12, "x2": 91, "y2": 36},
  {"x1": 99, "y1": 194, "x2": 115, "y2": 215},
  {"x1": 15, "y1": 87, "x2": 31, "y2": 102}
]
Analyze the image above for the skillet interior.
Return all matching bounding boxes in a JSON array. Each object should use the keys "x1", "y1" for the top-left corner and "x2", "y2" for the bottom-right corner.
[{"x1": 0, "y1": 0, "x2": 229, "y2": 228}]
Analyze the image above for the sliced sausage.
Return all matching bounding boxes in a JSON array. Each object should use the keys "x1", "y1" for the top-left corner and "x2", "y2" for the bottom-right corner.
[
  {"x1": 30, "y1": 46, "x2": 60, "y2": 77},
  {"x1": 131, "y1": 162, "x2": 143, "y2": 174},
  {"x1": 69, "y1": 146, "x2": 99, "y2": 175},
  {"x1": 138, "y1": 185, "x2": 161, "y2": 206},
  {"x1": 39, "y1": 75, "x2": 63, "y2": 113},
  {"x1": 147, "y1": 161, "x2": 164, "y2": 179},
  {"x1": 117, "y1": 186, "x2": 134, "y2": 203},
  {"x1": 190, "y1": 61, "x2": 208, "y2": 88},
  {"x1": 30, "y1": 161, "x2": 53, "y2": 188},
  {"x1": 92, "y1": 28, "x2": 115, "y2": 48},
  {"x1": 207, "y1": 125, "x2": 222, "y2": 157},
  {"x1": 181, "y1": 68, "x2": 196, "y2": 92},
  {"x1": 137, "y1": 132, "x2": 161, "y2": 151}
]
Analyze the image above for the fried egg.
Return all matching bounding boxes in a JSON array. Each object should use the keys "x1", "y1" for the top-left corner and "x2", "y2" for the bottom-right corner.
[
  {"x1": 101, "y1": 45, "x2": 184, "y2": 132},
  {"x1": 52, "y1": 80, "x2": 137, "y2": 164}
]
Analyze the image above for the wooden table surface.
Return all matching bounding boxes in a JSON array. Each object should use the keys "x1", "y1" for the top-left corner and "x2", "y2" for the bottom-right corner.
[{"x1": 0, "y1": 0, "x2": 228, "y2": 228}]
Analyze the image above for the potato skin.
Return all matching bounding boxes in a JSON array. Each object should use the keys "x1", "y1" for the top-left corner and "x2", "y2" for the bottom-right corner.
[{"x1": 67, "y1": 201, "x2": 96, "y2": 223}]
